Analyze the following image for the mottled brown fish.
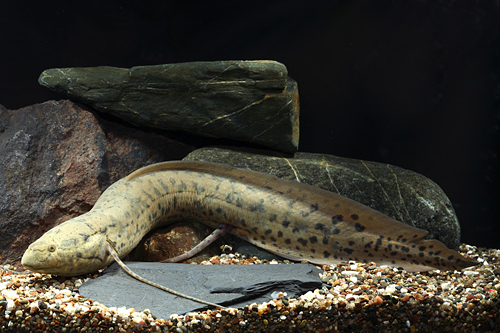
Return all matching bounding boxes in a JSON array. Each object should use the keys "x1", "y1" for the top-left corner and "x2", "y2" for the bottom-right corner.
[{"x1": 21, "y1": 161, "x2": 477, "y2": 276}]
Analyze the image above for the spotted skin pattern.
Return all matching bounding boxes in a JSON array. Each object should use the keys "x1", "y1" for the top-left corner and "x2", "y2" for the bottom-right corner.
[{"x1": 21, "y1": 161, "x2": 477, "y2": 276}]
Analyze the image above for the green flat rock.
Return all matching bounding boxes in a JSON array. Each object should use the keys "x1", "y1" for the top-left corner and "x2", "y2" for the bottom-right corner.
[{"x1": 39, "y1": 60, "x2": 299, "y2": 153}]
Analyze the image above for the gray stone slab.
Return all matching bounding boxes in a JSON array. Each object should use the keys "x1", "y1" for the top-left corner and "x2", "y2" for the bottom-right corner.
[{"x1": 79, "y1": 262, "x2": 322, "y2": 318}]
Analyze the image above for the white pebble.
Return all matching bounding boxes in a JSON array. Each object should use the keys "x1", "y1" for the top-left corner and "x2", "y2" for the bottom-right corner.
[
  {"x1": 441, "y1": 282, "x2": 451, "y2": 290},
  {"x1": 6, "y1": 298, "x2": 16, "y2": 311},
  {"x1": 385, "y1": 285, "x2": 397, "y2": 294},
  {"x1": 29, "y1": 302, "x2": 39, "y2": 314},
  {"x1": 300, "y1": 291, "x2": 315, "y2": 301},
  {"x1": 2, "y1": 289, "x2": 19, "y2": 299}
]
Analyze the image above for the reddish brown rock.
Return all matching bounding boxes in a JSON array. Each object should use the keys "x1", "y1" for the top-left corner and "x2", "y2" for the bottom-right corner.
[
  {"x1": 129, "y1": 222, "x2": 223, "y2": 264},
  {"x1": 0, "y1": 100, "x2": 194, "y2": 269}
]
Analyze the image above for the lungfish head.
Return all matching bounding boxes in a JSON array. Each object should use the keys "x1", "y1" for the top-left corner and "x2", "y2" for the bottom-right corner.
[{"x1": 21, "y1": 215, "x2": 112, "y2": 276}]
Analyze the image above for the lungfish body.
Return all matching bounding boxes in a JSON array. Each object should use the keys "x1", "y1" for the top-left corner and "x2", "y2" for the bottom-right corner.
[{"x1": 21, "y1": 161, "x2": 476, "y2": 276}]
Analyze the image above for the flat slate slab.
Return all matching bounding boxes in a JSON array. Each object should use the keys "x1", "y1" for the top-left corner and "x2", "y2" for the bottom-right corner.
[
  {"x1": 79, "y1": 262, "x2": 323, "y2": 318},
  {"x1": 38, "y1": 60, "x2": 299, "y2": 153}
]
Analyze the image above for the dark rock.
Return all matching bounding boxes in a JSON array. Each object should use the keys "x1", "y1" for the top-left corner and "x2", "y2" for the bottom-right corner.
[
  {"x1": 0, "y1": 100, "x2": 194, "y2": 268},
  {"x1": 79, "y1": 262, "x2": 323, "y2": 317},
  {"x1": 38, "y1": 60, "x2": 299, "y2": 153},
  {"x1": 183, "y1": 146, "x2": 462, "y2": 249}
]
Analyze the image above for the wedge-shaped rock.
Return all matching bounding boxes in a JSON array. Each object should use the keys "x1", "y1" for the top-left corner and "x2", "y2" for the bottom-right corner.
[{"x1": 39, "y1": 60, "x2": 299, "y2": 152}]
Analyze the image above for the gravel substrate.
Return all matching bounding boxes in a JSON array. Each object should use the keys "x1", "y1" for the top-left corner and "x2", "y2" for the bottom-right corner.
[{"x1": 1, "y1": 244, "x2": 499, "y2": 332}]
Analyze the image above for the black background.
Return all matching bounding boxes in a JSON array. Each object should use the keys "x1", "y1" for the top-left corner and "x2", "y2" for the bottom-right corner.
[{"x1": 1, "y1": 1, "x2": 499, "y2": 248}]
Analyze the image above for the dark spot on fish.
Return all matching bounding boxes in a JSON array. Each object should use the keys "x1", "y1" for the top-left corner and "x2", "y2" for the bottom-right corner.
[
  {"x1": 425, "y1": 260, "x2": 432, "y2": 264},
  {"x1": 434, "y1": 257, "x2": 440, "y2": 262},
  {"x1": 344, "y1": 248, "x2": 353, "y2": 254},
  {"x1": 387, "y1": 244, "x2": 392, "y2": 251},
  {"x1": 391, "y1": 260, "x2": 396, "y2": 264},
  {"x1": 282, "y1": 221, "x2": 290, "y2": 228},
  {"x1": 240, "y1": 219, "x2": 247, "y2": 227},
  {"x1": 285, "y1": 239, "x2": 291, "y2": 244},
  {"x1": 260, "y1": 236, "x2": 266, "y2": 240},
  {"x1": 277, "y1": 231, "x2": 283, "y2": 238},
  {"x1": 253, "y1": 237, "x2": 258, "y2": 241},
  {"x1": 401, "y1": 238, "x2": 407, "y2": 242},
  {"x1": 332, "y1": 228, "x2": 341, "y2": 235},
  {"x1": 310, "y1": 203, "x2": 319, "y2": 212},
  {"x1": 270, "y1": 237, "x2": 277, "y2": 242},
  {"x1": 295, "y1": 246, "x2": 300, "y2": 250},
  {"x1": 429, "y1": 245, "x2": 434, "y2": 248},
  {"x1": 401, "y1": 246, "x2": 410, "y2": 253},
  {"x1": 251, "y1": 227, "x2": 258, "y2": 233},
  {"x1": 447, "y1": 255, "x2": 454, "y2": 260},
  {"x1": 309, "y1": 236, "x2": 318, "y2": 244},
  {"x1": 314, "y1": 223, "x2": 325, "y2": 231},
  {"x1": 323, "y1": 251, "x2": 331, "y2": 258},
  {"x1": 354, "y1": 223, "x2": 365, "y2": 232},
  {"x1": 292, "y1": 227, "x2": 299, "y2": 233},
  {"x1": 269, "y1": 214, "x2": 277, "y2": 222},
  {"x1": 390, "y1": 251, "x2": 397, "y2": 256},
  {"x1": 419, "y1": 246, "x2": 426, "y2": 251},
  {"x1": 347, "y1": 241, "x2": 355, "y2": 246},
  {"x1": 322, "y1": 237, "x2": 329, "y2": 245},
  {"x1": 434, "y1": 251, "x2": 441, "y2": 255},
  {"x1": 311, "y1": 249, "x2": 316, "y2": 253},
  {"x1": 298, "y1": 238, "x2": 308, "y2": 246},
  {"x1": 331, "y1": 215, "x2": 343, "y2": 224},
  {"x1": 419, "y1": 253, "x2": 424, "y2": 257},
  {"x1": 351, "y1": 214, "x2": 359, "y2": 220},
  {"x1": 265, "y1": 229, "x2": 272, "y2": 235},
  {"x1": 261, "y1": 241, "x2": 267, "y2": 245},
  {"x1": 364, "y1": 241, "x2": 373, "y2": 249}
]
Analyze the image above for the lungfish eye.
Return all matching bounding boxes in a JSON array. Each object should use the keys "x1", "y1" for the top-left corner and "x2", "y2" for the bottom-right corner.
[{"x1": 48, "y1": 245, "x2": 56, "y2": 252}]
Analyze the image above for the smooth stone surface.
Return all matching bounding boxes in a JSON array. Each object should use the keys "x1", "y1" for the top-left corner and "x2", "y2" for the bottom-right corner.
[
  {"x1": 0, "y1": 100, "x2": 193, "y2": 269},
  {"x1": 39, "y1": 60, "x2": 300, "y2": 153},
  {"x1": 79, "y1": 263, "x2": 323, "y2": 317},
  {"x1": 183, "y1": 146, "x2": 462, "y2": 249}
]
